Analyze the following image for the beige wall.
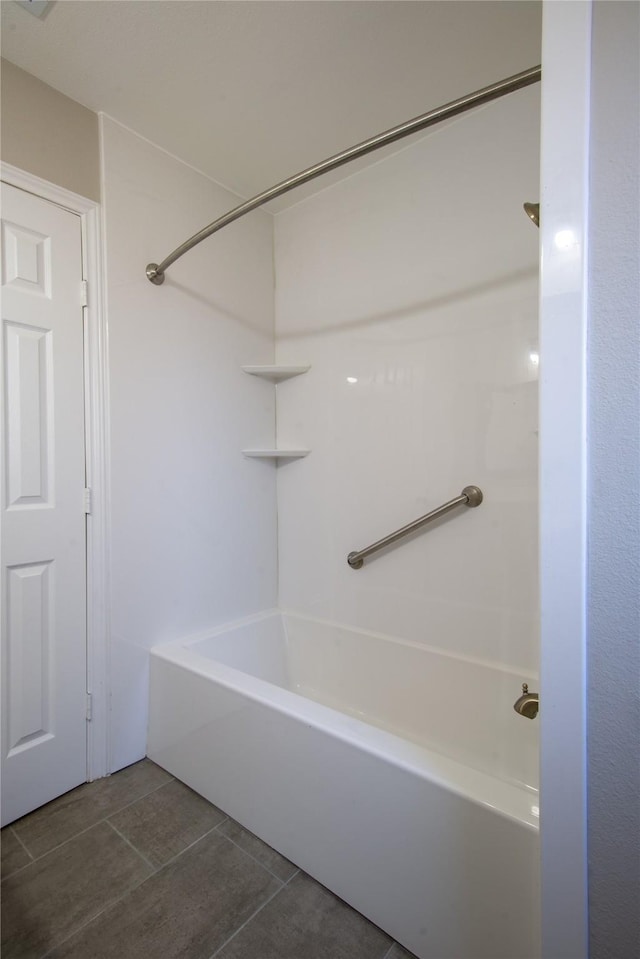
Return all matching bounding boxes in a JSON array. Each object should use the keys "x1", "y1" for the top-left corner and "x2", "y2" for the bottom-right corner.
[{"x1": 1, "y1": 59, "x2": 100, "y2": 201}]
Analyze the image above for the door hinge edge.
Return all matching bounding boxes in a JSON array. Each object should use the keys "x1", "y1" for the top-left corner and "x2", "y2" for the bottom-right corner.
[
  {"x1": 86, "y1": 692, "x2": 93, "y2": 722},
  {"x1": 80, "y1": 279, "x2": 89, "y2": 308},
  {"x1": 84, "y1": 488, "x2": 92, "y2": 514}
]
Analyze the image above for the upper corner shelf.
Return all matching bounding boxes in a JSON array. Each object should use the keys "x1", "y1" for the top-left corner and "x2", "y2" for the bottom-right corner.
[{"x1": 242, "y1": 365, "x2": 310, "y2": 383}]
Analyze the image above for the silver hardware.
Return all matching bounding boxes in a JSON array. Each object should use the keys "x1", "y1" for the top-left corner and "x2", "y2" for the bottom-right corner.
[
  {"x1": 146, "y1": 66, "x2": 541, "y2": 284},
  {"x1": 146, "y1": 263, "x2": 164, "y2": 285},
  {"x1": 80, "y1": 279, "x2": 88, "y2": 307},
  {"x1": 83, "y1": 488, "x2": 92, "y2": 514},
  {"x1": 513, "y1": 683, "x2": 539, "y2": 719},
  {"x1": 86, "y1": 692, "x2": 93, "y2": 722},
  {"x1": 523, "y1": 202, "x2": 540, "y2": 227},
  {"x1": 347, "y1": 485, "x2": 483, "y2": 569}
]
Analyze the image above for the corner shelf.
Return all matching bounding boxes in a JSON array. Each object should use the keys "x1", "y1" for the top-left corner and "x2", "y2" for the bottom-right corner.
[
  {"x1": 242, "y1": 449, "x2": 310, "y2": 460},
  {"x1": 242, "y1": 364, "x2": 311, "y2": 460},
  {"x1": 242, "y1": 365, "x2": 310, "y2": 383}
]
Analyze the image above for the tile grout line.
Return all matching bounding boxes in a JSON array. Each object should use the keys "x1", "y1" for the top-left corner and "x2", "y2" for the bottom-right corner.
[
  {"x1": 8, "y1": 771, "x2": 307, "y2": 959},
  {"x1": 1, "y1": 857, "x2": 38, "y2": 884},
  {"x1": 0, "y1": 827, "x2": 37, "y2": 883},
  {"x1": 138, "y1": 818, "x2": 230, "y2": 874},
  {"x1": 39, "y1": 862, "x2": 159, "y2": 959},
  {"x1": 207, "y1": 865, "x2": 300, "y2": 959},
  {"x1": 106, "y1": 820, "x2": 157, "y2": 874},
  {"x1": 38, "y1": 820, "x2": 244, "y2": 959},
  {"x1": 101, "y1": 773, "x2": 176, "y2": 828},
  {"x1": 9, "y1": 824, "x2": 35, "y2": 861},
  {"x1": 383, "y1": 944, "x2": 416, "y2": 959},
  {"x1": 207, "y1": 881, "x2": 290, "y2": 959},
  {"x1": 214, "y1": 822, "x2": 299, "y2": 884},
  {"x1": 11, "y1": 775, "x2": 174, "y2": 865},
  {"x1": 38, "y1": 800, "x2": 225, "y2": 959}
]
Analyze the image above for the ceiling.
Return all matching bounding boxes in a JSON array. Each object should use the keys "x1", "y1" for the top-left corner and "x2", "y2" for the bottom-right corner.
[{"x1": 1, "y1": 1, "x2": 542, "y2": 209}]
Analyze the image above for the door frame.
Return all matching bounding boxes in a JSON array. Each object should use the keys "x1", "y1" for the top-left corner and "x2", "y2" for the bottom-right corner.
[
  {"x1": 1, "y1": 162, "x2": 110, "y2": 782},
  {"x1": 539, "y1": 2, "x2": 591, "y2": 956}
]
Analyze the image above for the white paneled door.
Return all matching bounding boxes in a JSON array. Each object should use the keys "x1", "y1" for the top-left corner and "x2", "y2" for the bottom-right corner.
[{"x1": 1, "y1": 182, "x2": 88, "y2": 825}]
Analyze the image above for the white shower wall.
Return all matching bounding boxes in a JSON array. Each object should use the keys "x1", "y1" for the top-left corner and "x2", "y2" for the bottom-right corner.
[
  {"x1": 100, "y1": 117, "x2": 277, "y2": 770},
  {"x1": 274, "y1": 86, "x2": 540, "y2": 674},
  {"x1": 101, "y1": 81, "x2": 539, "y2": 769}
]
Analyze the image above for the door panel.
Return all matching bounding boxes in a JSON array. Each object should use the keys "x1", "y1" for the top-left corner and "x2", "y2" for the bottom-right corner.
[
  {"x1": 1, "y1": 182, "x2": 87, "y2": 825},
  {"x1": 5, "y1": 319, "x2": 54, "y2": 507}
]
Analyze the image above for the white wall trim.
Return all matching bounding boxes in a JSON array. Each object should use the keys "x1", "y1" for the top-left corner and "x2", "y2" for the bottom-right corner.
[
  {"x1": 1, "y1": 161, "x2": 111, "y2": 781},
  {"x1": 1, "y1": 163, "x2": 98, "y2": 216},
  {"x1": 81, "y1": 204, "x2": 111, "y2": 781},
  {"x1": 539, "y1": 3, "x2": 591, "y2": 956}
]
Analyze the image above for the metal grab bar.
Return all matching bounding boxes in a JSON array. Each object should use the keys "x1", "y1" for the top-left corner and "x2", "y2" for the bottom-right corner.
[
  {"x1": 347, "y1": 486, "x2": 483, "y2": 569},
  {"x1": 146, "y1": 65, "x2": 541, "y2": 284}
]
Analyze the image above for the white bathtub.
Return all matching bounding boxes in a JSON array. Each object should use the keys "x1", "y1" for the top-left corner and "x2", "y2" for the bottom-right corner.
[{"x1": 148, "y1": 609, "x2": 540, "y2": 959}]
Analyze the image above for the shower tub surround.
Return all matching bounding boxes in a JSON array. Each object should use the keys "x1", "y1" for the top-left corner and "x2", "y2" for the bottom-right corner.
[{"x1": 148, "y1": 609, "x2": 539, "y2": 959}]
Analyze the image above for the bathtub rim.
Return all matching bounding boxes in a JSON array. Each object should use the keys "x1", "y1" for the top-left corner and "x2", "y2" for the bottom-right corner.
[
  {"x1": 150, "y1": 615, "x2": 539, "y2": 833},
  {"x1": 164, "y1": 606, "x2": 540, "y2": 680}
]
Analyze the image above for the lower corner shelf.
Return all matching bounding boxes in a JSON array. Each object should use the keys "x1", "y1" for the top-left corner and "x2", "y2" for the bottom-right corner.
[{"x1": 242, "y1": 449, "x2": 310, "y2": 459}]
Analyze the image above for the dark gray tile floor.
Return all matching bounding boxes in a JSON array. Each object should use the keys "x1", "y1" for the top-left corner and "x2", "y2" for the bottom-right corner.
[{"x1": 1, "y1": 759, "x2": 417, "y2": 959}]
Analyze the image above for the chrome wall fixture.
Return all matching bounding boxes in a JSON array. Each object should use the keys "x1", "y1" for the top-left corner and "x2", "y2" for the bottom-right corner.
[
  {"x1": 146, "y1": 65, "x2": 541, "y2": 284},
  {"x1": 347, "y1": 486, "x2": 483, "y2": 569},
  {"x1": 513, "y1": 683, "x2": 539, "y2": 719}
]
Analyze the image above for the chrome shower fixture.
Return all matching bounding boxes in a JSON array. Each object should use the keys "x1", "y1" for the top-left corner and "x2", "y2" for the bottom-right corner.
[
  {"x1": 523, "y1": 202, "x2": 540, "y2": 227},
  {"x1": 513, "y1": 683, "x2": 539, "y2": 719}
]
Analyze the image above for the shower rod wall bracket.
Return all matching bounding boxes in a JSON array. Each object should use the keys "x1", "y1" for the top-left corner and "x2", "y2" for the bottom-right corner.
[
  {"x1": 145, "y1": 65, "x2": 541, "y2": 284},
  {"x1": 462, "y1": 485, "x2": 483, "y2": 508},
  {"x1": 347, "y1": 485, "x2": 483, "y2": 570},
  {"x1": 146, "y1": 263, "x2": 164, "y2": 285}
]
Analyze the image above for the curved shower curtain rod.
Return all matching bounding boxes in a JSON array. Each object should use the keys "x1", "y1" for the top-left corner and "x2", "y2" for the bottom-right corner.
[{"x1": 146, "y1": 64, "x2": 541, "y2": 285}]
